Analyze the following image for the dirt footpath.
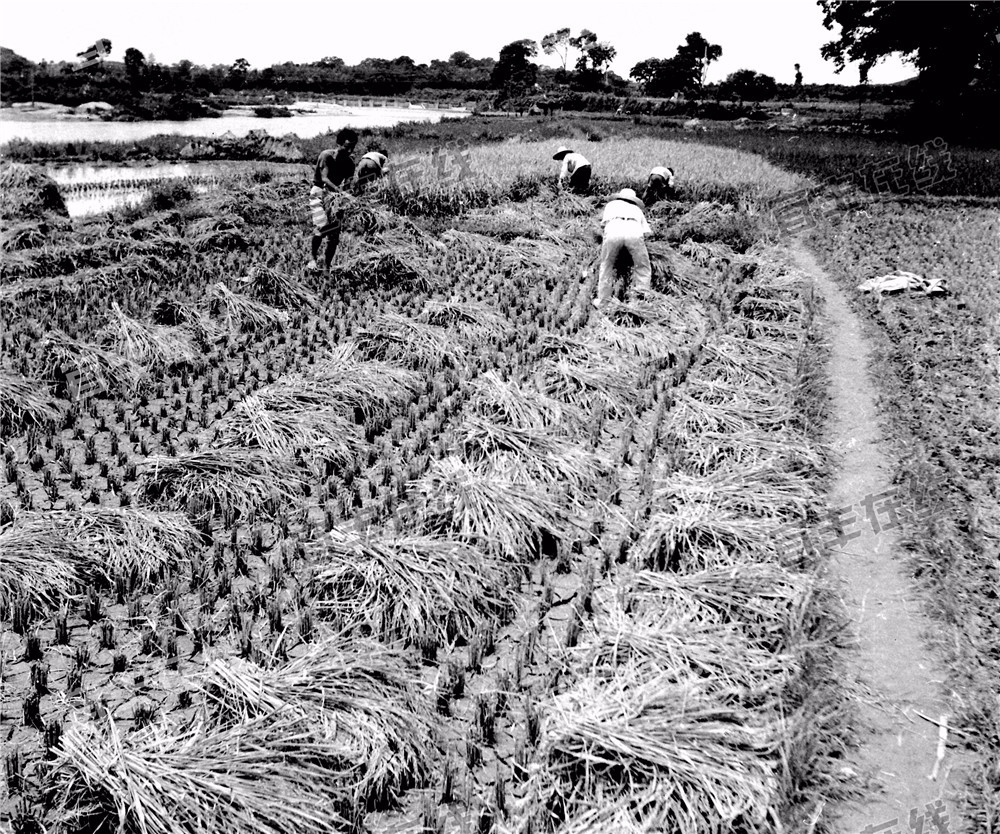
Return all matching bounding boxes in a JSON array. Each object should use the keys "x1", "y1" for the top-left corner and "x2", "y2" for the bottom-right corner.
[{"x1": 790, "y1": 241, "x2": 967, "y2": 834}]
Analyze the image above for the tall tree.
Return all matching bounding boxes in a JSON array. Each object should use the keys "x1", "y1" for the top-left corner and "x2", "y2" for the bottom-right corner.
[
  {"x1": 229, "y1": 57, "x2": 250, "y2": 90},
  {"x1": 491, "y1": 39, "x2": 538, "y2": 100},
  {"x1": 818, "y1": 0, "x2": 1000, "y2": 93},
  {"x1": 123, "y1": 47, "x2": 146, "y2": 91},
  {"x1": 675, "y1": 32, "x2": 723, "y2": 88},
  {"x1": 541, "y1": 27, "x2": 572, "y2": 73}
]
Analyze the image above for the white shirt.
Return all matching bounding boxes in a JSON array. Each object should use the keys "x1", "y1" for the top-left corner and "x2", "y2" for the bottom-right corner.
[
  {"x1": 559, "y1": 152, "x2": 590, "y2": 181},
  {"x1": 650, "y1": 166, "x2": 675, "y2": 185},
  {"x1": 601, "y1": 200, "x2": 651, "y2": 235}
]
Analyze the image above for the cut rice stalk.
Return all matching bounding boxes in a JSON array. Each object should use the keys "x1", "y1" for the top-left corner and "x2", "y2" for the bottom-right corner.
[
  {"x1": 418, "y1": 300, "x2": 513, "y2": 341},
  {"x1": 309, "y1": 345, "x2": 421, "y2": 421},
  {"x1": 468, "y1": 370, "x2": 586, "y2": 432},
  {"x1": 200, "y1": 632, "x2": 435, "y2": 807},
  {"x1": 356, "y1": 313, "x2": 466, "y2": 372},
  {"x1": 10, "y1": 508, "x2": 197, "y2": 589},
  {"x1": 0, "y1": 370, "x2": 60, "y2": 436},
  {"x1": 138, "y1": 448, "x2": 304, "y2": 520},
  {"x1": 208, "y1": 282, "x2": 289, "y2": 333},
  {"x1": 312, "y1": 529, "x2": 516, "y2": 644},
  {"x1": 239, "y1": 265, "x2": 318, "y2": 310},
  {"x1": 524, "y1": 668, "x2": 779, "y2": 834},
  {"x1": 47, "y1": 713, "x2": 358, "y2": 834},
  {"x1": 411, "y1": 456, "x2": 570, "y2": 561},
  {"x1": 97, "y1": 302, "x2": 196, "y2": 371},
  {"x1": 0, "y1": 522, "x2": 85, "y2": 613}
]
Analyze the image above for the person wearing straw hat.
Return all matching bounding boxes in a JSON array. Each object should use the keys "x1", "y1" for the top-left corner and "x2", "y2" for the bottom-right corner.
[
  {"x1": 354, "y1": 150, "x2": 388, "y2": 192},
  {"x1": 642, "y1": 165, "x2": 677, "y2": 206},
  {"x1": 307, "y1": 127, "x2": 358, "y2": 273},
  {"x1": 553, "y1": 146, "x2": 592, "y2": 194},
  {"x1": 593, "y1": 187, "x2": 652, "y2": 310}
]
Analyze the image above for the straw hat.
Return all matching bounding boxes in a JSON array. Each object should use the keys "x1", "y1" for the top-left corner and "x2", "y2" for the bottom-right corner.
[
  {"x1": 609, "y1": 188, "x2": 645, "y2": 209},
  {"x1": 552, "y1": 146, "x2": 573, "y2": 160}
]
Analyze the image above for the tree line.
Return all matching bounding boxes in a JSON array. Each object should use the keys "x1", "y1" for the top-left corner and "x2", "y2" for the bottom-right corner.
[{"x1": 2, "y1": 3, "x2": 996, "y2": 121}]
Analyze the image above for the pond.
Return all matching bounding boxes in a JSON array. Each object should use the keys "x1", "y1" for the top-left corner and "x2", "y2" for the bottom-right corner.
[{"x1": 0, "y1": 103, "x2": 467, "y2": 147}]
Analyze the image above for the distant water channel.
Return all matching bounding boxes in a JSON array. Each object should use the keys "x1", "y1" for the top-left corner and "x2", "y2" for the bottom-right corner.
[
  {"x1": 0, "y1": 102, "x2": 466, "y2": 146},
  {"x1": 47, "y1": 161, "x2": 298, "y2": 218}
]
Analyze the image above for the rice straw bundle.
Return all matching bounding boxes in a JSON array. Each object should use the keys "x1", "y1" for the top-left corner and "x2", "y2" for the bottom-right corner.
[
  {"x1": 217, "y1": 393, "x2": 365, "y2": 475},
  {"x1": 418, "y1": 300, "x2": 513, "y2": 341},
  {"x1": 239, "y1": 265, "x2": 318, "y2": 310},
  {"x1": 97, "y1": 302, "x2": 196, "y2": 371},
  {"x1": 138, "y1": 448, "x2": 304, "y2": 519},
  {"x1": 678, "y1": 429, "x2": 826, "y2": 480},
  {"x1": 533, "y1": 353, "x2": 639, "y2": 419},
  {"x1": 468, "y1": 370, "x2": 586, "y2": 432},
  {"x1": 701, "y1": 333, "x2": 795, "y2": 388},
  {"x1": 411, "y1": 455, "x2": 568, "y2": 561},
  {"x1": 336, "y1": 246, "x2": 436, "y2": 290},
  {"x1": 0, "y1": 369, "x2": 59, "y2": 435},
  {"x1": 208, "y1": 282, "x2": 289, "y2": 333},
  {"x1": 498, "y1": 237, "x2": 568, "y2": 273},
  {"x1": 459, "y1": 415, "x2": 610, "y2": 496},
  {"x1": 189, "y1": 214, "x2": 251, "y2": 251},
  {"x1": 40, "y1": 330, "x2": 146, "y2": 399},
  {"x1": 652, "y1": 465, "x2": 817, "y2": 526},
  {"x1": 200, "y1": 632, "x2": 435, "y2": 806},
  {"x1": 678, "y1": 239, "x2": 737, "y2": 267},
  {"x1": 523, "y1": 668, "x2": 779, "y2": 834},
  {"x1": 575, "y1": 600, "x2": 794, "y2": 700},
  {"x1": 630, "y1": 500, "x2": 775, "y2": 573},
  {"x1": 356, "y1": 313, "x2": 466, "y2": 372},
  {"x1": 312, "y1": 529, "x2": 516, "y2": 644},
  {"x1": 48, "y1": 713, "x2": 358, "y2": 834},
  {"x1": 11, "y1": 508, "x2": 197, "y2": 589},
  {"x1": 626, "y1": 564, "x2": 812, "y2": 652},
  {"x1": 0, "y1": 521, "x2": 85, "y2": 612},
  {"x1": 309, "y1": 345, "x2": 421, "y2": 421},
  {"x1": 664, "y1": 384, "x2": 795, "y2": 437}
]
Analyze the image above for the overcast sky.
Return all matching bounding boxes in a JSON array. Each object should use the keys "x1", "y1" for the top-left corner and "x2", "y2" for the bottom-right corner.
[{"x1": 3, "y1": 0, "x2": 913, "y2": 85}]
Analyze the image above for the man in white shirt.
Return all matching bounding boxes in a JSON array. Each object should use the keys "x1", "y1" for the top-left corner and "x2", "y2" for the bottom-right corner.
[
  {"x1": 642, "y1": 166, "x2": 676, "y2": 205},
  {"x1": 355, "y1": 151, "x2": 388, "y2": 191},
  {"x1": 553, "y1": 146, "x2": 592, "y2": 194},
  {"x1": 594, "y1": 188, "x2": 652, "y2": 310}
]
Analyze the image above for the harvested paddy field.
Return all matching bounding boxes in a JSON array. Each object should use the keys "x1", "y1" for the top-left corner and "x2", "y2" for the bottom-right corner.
[{"x1": 0, "y1": 136, "x2": 925, "y2": 834}]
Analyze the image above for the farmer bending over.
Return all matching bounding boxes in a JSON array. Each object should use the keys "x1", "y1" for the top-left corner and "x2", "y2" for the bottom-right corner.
[
  {"x1": 642, "y1": 166, "x2": 676, "y2": 206},
  {"x1": 553, "y1": 146, "x2": 592, "y2": 194},
  {"x1": 354, "y1": 150, "x2": 388, "y2": 192},
  {"x1": 593, "y1": 188, "x2": 652, "y2": 310},
  {"x1": 308, "y1": 127, "x2": 358, "y2": 272}
]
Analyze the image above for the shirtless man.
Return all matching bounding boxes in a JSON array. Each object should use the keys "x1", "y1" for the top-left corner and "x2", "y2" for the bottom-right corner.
[{"x1": 308, "y1": 127, "x2": 358, "y2": 272}]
